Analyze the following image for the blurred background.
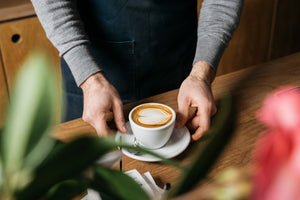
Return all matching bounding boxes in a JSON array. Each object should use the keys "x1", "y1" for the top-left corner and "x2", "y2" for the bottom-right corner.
[{"x1": 0, "y1": 0, "x2": 299, "y2": 127}]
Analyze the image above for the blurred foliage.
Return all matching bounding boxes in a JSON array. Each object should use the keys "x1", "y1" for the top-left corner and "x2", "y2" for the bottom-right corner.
[
  {"x1": 0, "y1": 52, "x2": 236, "y2": 200},
  {"x1": 170, "y1": 94, "x2": 236, "y2": 198}
]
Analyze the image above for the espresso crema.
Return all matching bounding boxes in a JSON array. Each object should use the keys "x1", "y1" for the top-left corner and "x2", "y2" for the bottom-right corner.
[{"x1": 132, "y1": 104, "x2": 173, "y2": 128}]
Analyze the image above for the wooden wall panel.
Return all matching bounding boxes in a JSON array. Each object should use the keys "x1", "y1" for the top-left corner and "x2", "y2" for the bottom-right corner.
[
  {"x1": 0, "y1": 0, "x2": 34, "y2": 22},
  {"x1": 0, "y1": 53, "x2": 9, "y2": 126},
  {"x1": 270, "y1": 0, "x2": 300, "y2": 59},
  {"x1": 0, "y1": 17, "x2": 60, "y2": 93},
  {"x1": 217, "y1": 0, "x2": 276, "y2": 76},
  {"x1": 0, "y1": 0, "x2": 30, "y2": 7},
  {"x1": 197, "y1": 0, "x2": 203, "y2": 18}
]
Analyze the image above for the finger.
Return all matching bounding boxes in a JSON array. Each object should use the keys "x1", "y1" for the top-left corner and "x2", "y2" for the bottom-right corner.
[
  {"x1": 186, "y1": 115, "x2": 200, "y2": 131},
  {"x1": 192, "y1": 108, "x2": 211, "y2": 141},
  {"x1": 211, "y1": 104, "x2": 217, "y2": 116},
  {"x1": 93, "y1": 113, "x2": 112, "y2": 137},
  {"x1": 176, "y1": 98, "x2": 190, "y2": 128},
  {"x1": 188, "y1": 107, "x2": 198, "y2": 121},
  {"x1": 112, "y1": 100, "x2": 127, "y2": 133}
]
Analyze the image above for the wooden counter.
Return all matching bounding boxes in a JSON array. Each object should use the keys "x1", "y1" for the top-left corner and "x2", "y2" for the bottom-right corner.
[{"x1": 54, "y1": 52, "x2": 300, "y2": 198}]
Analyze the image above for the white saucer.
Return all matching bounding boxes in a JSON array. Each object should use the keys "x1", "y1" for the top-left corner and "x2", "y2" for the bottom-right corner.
[{"x1": 115, "y1": 122, "x2": 191, "y2": 162}]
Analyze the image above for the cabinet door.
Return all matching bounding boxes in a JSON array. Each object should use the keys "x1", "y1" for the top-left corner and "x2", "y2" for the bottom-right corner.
[
  {"x1": 0, "y1": 17, "x2": 60, "y2": 93},
  {"x1": 0, "y1": 58, "x2": 9, "y2": 127}
]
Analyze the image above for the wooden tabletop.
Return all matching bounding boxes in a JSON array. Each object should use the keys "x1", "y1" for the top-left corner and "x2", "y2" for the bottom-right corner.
[{"x1": 54, "y1": 52, "x2": 300, "y2": 198}]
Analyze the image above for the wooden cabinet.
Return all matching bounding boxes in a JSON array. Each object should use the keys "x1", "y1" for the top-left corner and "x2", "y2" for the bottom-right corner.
[
  {"x1": 0, "y1": 1, "x2": 60, "y2": 126},
  {"x1": 0, "y1": 17, "x2": 60, "y2": 93},
  {"x1": 0, "y1": 56, "x2": 9, "y2": 127},
  {"x1": 0, "y1": 16, "x2": 60, "y2": 126}
]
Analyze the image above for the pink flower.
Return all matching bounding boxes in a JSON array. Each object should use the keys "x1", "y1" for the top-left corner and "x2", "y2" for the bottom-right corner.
[
  {"x1": 257, "y1": 86, "x2": 300, "y2": 133},
  {"x1": 252, "y1": 86, "x2": 300, "y2": 200},
  {"x1": 252, "y1": 130, "x2": 300, "y2": 200}
]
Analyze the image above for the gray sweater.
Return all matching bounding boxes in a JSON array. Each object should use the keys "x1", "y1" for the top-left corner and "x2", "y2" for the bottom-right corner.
[{"x1": 31, "y1": 0, "x2": 243, "y2": 86}]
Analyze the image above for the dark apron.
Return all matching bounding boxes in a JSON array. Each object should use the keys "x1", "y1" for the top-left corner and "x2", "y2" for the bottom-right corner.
[{"x1": 61, "y1": 0, "x2": 197, "y2": 121}]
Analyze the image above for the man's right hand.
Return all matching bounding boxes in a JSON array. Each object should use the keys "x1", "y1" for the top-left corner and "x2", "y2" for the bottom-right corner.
[{"x1": 80, "y1": 72, "x2": 128, "y2": 136}]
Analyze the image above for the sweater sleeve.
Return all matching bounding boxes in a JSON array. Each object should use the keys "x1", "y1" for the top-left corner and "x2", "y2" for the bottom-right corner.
[
  {"x1": 194, "y1": 0, "x2": 244, "y2": 72},
  {"x1": 31, "y1": 0, "x2": 101, "y2": 86}
]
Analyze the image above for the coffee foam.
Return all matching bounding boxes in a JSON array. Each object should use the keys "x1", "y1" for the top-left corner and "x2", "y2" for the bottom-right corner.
[{"x1": 132, "y1": 104, "x2": 173, "y2": 128}]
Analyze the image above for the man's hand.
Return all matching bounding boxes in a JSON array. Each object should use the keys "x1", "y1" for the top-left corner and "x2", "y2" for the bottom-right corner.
[
  {"x1": 176, "y1": 61, "x2": 217, "y2": 141},
  {"x1": 80, "y1": 72, "x2": 127, "y2": 136}
]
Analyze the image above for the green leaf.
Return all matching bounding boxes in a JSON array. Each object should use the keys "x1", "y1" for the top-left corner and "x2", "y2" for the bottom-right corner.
[
  {"x1": 47, "y1": 179, "x2": 87, "y2": 200},
  {"x1": 0, "y1": 157, "x2": 2, "y2": 189},
  {"x1": 171, "y1": 94, "x2": 236, "y2": 197},
  {"x1": 16, "y1": 133, "x2": 183, "y2": 200},
  {"x1": 90, "y1": 166, "x2": 150, "y2": 200},
  {"x1": 1, "y1": 53, "x2": 59, "y2": 192},
  {"x1": 16, "y1": 137, "x2": 117, "y2": 200}
]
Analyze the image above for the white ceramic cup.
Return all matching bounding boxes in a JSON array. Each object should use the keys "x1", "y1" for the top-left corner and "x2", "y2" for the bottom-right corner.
[{"x1": 129, "y1": 103, "x2": 176, "y2": 149}]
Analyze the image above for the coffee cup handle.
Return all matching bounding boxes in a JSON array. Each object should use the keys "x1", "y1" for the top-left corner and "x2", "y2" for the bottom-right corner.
[{"x1": 133, "y1": 137, "x2": 141, "y2": 147}]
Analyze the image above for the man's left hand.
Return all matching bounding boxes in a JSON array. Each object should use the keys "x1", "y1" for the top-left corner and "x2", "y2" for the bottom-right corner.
[{"x1": 176, "y1": 61, "x2": 217, "y2": 141}]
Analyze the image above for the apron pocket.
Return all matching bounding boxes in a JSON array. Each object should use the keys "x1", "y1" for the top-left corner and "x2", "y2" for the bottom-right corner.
[{"x1": 101, "y1": 40, "x2": 135, "y2": 55}]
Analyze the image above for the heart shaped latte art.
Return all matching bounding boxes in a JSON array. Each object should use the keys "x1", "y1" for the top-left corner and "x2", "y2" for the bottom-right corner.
[{"x1": 137, "y1": 108, "x2": 172, "y2": 125}]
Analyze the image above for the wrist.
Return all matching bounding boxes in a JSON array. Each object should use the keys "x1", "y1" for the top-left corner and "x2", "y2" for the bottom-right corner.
[
  {"x1": 80, "y1": 72, "x2": 106, "y2": 91},
  {"x1": 190, "y1": 61, "x2": 216, "y2": 85}
]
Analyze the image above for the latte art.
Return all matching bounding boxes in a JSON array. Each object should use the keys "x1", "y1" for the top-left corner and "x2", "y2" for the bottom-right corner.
[
  {"x1": 138, "y1": 108, "x2": 171, "y2": 125},
  {"x1": 132, "y1": 104, "x2": 173, "y2": 128}
]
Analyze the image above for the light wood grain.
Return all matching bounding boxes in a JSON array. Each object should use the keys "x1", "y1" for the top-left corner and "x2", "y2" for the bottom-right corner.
[
  {"x1": 0, "y1": 52, "x2": 9, "y2": 127},
  {"x1": 0, "y1": 17, "x2": 60, "y2": 94},
  {"x1": 0, "y1": 0, "x2": 35, "y2": 22},
  {"x1": 0, "y1": 0, "x2": 29, "y2": 7},
  {"x1": 0, "y1": 17, "x2": 61, "y2": 125},
  {"x1": 176, "y1": 52, "x2": 300, "y2": 199},
  {"x1": 54, "y1": 53, "x2": 300, "y2": 197}
]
